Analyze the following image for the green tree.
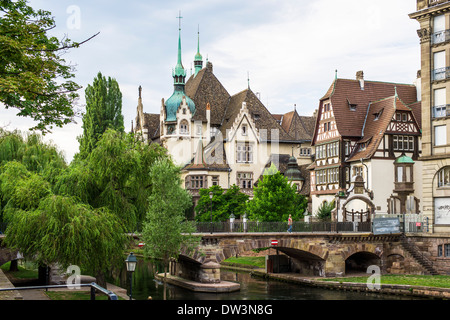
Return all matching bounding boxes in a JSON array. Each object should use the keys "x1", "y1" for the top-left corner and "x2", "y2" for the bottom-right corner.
[
  {"x1": 247, "y1": 164, "x2": 307, "y2": 222},
  {"x1": 195, "y1": 185, "x2": 248, "y2": 222},
  {"x1": 0, "y1": 160, "x2": 127, "y2": 287},
  {"x1": 77, "y1": 72, "x2": 124, "y2": 159},
  {"x1": 55, "y1": 129, "x2": 168, "y2": 230},
  {"x1": 0, "y1": 0, "x2": 98, "y2": 133},
  {"x1": 316, "y1": 200, "x2": 335, "y2": 221},
  {"x1": 141, "y1": 159, "x2": 199, "y2": 300}
]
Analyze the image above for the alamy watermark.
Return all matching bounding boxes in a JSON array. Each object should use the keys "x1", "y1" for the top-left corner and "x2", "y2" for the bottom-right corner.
[
  {"x1": 366, "y1": 265, "x2": 381, "y2": 290},
  {"x1": 66, "y1": 5, "x2": 81, "y2": 30},
  {"x1": 66, "y1": 265, "x2": 81, "y2": 289}
]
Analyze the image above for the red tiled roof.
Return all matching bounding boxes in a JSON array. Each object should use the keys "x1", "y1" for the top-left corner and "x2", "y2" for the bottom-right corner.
[{"x1": 319, "y1": 79, "x2": 418, "y2": 139}]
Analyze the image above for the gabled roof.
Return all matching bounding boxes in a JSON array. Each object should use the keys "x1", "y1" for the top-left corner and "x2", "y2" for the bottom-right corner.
[
  {"x1": 316, "y1": 78, "x2": 418, "y2": 140},
  {"x1": 185, "y1": 62, "x2": 231, "y2": 126},
  {"x1": 346, "y1": 96, "x2": 421, "y2": 162},
  {"x1": 182, "y1": 137, "x2": 230, "y2": 171},
  {"x1": 220, "y1": 88, "x2": 294, "y2": 141}
]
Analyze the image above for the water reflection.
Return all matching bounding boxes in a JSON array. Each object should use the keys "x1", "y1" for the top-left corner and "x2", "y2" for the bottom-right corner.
[{"x1": 109, "y1": 258, "x2": 427, "y2": 301}]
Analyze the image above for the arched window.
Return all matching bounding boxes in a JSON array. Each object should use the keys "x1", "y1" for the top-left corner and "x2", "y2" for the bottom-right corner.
[
  {"x1": 180, "y1": 120, "x2": 189, "y2": 135},
  {"x1": 437, "y1": 167, "x2": 450, "y2": 188}
]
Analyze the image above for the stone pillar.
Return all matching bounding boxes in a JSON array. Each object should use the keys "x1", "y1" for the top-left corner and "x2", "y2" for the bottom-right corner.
[
  {"x1": 198, "y1": 261, "x2": 221, "y2": 283},
  {"x1": 324, "y1": 253, "x2": 346, "y2": 277}
]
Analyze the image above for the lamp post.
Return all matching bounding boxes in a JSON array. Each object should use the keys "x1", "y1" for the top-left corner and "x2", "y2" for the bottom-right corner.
[
  {"x1": 125, "y1": 252, "x2": 137, "y2": 300},
  {"x1": 209, "y1": 191, "x2": 213, "y2": 234}
]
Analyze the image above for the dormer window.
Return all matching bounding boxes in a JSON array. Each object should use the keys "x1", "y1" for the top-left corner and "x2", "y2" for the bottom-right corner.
[
  {"x1": 374, "y1": 109, "x2": 383, "y2": 121},
  {"x1": 180, "y1": 120, "x2": 189, "y2": 135}
]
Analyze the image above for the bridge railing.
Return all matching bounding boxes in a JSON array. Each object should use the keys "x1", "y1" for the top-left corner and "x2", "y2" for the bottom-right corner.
[{"x1": 194, "y1": 221, "x2": 372, "y2": 233}]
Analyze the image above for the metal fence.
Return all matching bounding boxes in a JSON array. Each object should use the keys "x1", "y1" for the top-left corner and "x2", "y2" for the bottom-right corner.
[
  {"x1": 0, "y1": 283, "x2": 119, "y2": 300},
  {"x1": 194, "y1": 214, "x2": 428, "y2": 234},
  {"x1": 195, "y1": 221, "x2": 372, "y2": 233}
]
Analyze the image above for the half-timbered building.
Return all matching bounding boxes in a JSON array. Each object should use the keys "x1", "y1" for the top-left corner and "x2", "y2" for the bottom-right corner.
[{"x1": 309, "y1": 71, "x2": 422, "y2": 222}]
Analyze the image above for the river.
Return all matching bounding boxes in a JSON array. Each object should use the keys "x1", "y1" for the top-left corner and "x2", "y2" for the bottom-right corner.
[{"x1": 108, "y1": 258, "x2": 428, "y2": 301}]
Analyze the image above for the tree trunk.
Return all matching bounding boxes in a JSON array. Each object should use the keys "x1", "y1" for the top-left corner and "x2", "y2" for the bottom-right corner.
[
  {"x1": 163, "y1": 265, "x2": 167, "y2": 300},
  {"x1": 9, "y1": 260, "x2": 18, "y2": 272}
]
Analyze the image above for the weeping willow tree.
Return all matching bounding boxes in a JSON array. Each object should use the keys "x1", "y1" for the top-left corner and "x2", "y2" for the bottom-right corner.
[
  {"x1": 0, "y1": 128, "x2": 67, "y2": 184},
  {"x1": 54, "y1": 129, "x2": 169, "y2": 231}
]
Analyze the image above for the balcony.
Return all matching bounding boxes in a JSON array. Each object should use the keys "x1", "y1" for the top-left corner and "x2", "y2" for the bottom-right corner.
[
  {"x1": 432, "y1": 67, "x2": 450, "y2": 81},
  {"x1": 429, "y1": 0, "x2": 449, "y2": 7},
  {"x1": 433, "y1": 104, "x2": 450, "y2": 118},
  {"x1": 432, "y1": 29, "x2": 450, "y2": 45}
]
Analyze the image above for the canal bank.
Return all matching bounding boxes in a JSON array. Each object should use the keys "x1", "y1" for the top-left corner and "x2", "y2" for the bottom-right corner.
[{"x1": 220, "y1": 266, "x2": 450, "y2": 300}]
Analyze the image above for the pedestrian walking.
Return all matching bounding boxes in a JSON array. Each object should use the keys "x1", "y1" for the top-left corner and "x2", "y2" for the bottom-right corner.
[{"x1": 287, "y1": 214, "x2": 293, "y2": 233}]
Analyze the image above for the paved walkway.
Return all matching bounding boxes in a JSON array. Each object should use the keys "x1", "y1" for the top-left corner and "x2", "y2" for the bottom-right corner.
[{"x1": 0, "y1": 269, "x2": 129, "y2": 300}]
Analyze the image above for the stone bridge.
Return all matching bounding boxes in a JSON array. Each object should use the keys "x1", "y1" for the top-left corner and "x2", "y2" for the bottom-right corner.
[
  {"x1": 0, "y1": 236, "x2": 20, "y2": 267},
  {"x1": 173, "y1": 232, "x2": 430, "y2": 283}
]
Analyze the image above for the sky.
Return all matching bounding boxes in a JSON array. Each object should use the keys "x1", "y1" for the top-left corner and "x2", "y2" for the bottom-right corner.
[{"x1": 1, "y1": 0, "x2": 421, "y2": 163}]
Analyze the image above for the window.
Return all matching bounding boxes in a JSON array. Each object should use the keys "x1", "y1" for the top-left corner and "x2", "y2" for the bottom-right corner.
[
  {"x1": 438, "y1": 167, "x2": 450, "y2": 187},
  {"x1": 433, "y1": 51, "x2": 446, "y2": 81},
  {"x1": 438, "y1": 244, "x2": 450, "y2": 257},
  {"x1": 236, "y1": 142, "x2": 253, "y2": 163},
  {"x1": 186, "y1": 175, "x2": 206, "y2": 189},
  {"x1": 433, "y1": 88, "x2": 446, "y2": 118},
  {"x1": 393, "y1": 135, "x2": 414, "y2": 151},
  {"x1": 211, "y1": 176, "x2": 219, "y2": 186},
  {"x1": 344, "y1": 141, "x2": 352, "y2": 156},
  {"x1": 435, "y1": 125, "x2": 447, "y2": 146},
  {"x1": 196, "y1": 125, "x2": 202, "y2": 135},
  {"x1": 242, "y1": 124, "x2": 248, "y2": 136},
  {"x1": 210, "y1": 127, "x2": 219, "y2": 137},
  {"x1": 180, "y1": 120, "x2": 189, "y2": 135},
  {"x1": 433, "y1": 15, "x2": 446, "y2": 44},
  {"x1": 237, "y1": 172, "x2": 253, "y2": 189},
  {"x1": 300, "y1": 148, "x2": 311, "y2": 156}
]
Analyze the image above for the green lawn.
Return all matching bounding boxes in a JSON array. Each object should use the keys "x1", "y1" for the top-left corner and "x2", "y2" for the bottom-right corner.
[
  {"x1": 320, "y1": 274, "x2": 450, "y2": 289},
  {"x1": 0, "y1": 261, "x2": 38, "y2": 279},
  {"x1": 222, "y1": 256, "x2": 266, "y2": 269}
]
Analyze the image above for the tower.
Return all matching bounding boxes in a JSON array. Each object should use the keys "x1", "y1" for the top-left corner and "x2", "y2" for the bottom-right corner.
[
  {"x1": 194, "y1": 26, "x2": 203, "y2": 77},
  {"x1": 410, "y1": 0, "x2": 450, "y2": 233},
  {"x1": 164, "y1": 12, "x2": 196, "y2": 124}
]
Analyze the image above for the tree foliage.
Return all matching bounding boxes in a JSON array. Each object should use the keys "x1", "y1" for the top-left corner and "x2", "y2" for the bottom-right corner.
[
  {"x1": 195, "y1": 184, "x2": 249, "y2": 222},
  {"x1": 247, "y1": 164, "x2": 307, "y2": 222},
  {"x1": 0, "y1": 0, "x2": 98, "y2": 133},
  {"x1": 55, "y1": 129, "x2": 169, "y2": 230},
  {"x1": 141, "y1": 158, "x2": 199, "y2": 299},
  {"x1": 316, "y1": 199, "x2": 335, "y2": 221},
  {"x1": 77, "y1": 72, "x2": 124, "y2": 159}
]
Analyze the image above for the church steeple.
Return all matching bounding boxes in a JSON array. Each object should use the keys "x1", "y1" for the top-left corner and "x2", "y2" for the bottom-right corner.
[
  {"x1": 164, "y1": 11, "x2": 195, "y2": 122},
  {"x1": 173, "y1": 12, "x2": 186, "y2": 85},
  {"x1": 194, "y1": 25, "x2": 203, "y2": 77}
]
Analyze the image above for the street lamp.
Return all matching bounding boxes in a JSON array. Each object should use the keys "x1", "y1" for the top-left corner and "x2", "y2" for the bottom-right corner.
[
  {"x1": 125, "y1": 252, "x2": 137, "y2": 300},
  {"x1": 229, "y1": 213, "x2": 235, "y2": 232},
  {"x1": 209, "y1": 191, "x2": 213, "y2": 234}
]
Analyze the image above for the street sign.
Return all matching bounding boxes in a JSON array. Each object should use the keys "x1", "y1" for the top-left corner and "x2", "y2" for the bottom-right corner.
[{"x1": 271, "y1": 240, "x2": 278, "y2": 246}]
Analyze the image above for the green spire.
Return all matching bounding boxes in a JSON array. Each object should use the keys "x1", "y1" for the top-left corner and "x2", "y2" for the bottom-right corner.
[
  {"x1": 173, "y1": 12, "x2": 186, "y2": 84},
  {"x1": 194, "y1": 25, "x2": 203, "y2": 77}
]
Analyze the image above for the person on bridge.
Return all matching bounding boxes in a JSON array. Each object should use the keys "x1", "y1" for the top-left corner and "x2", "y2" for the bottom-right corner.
[{"x1": 287, "y1": 214, "x2": 293, "y2": 233}]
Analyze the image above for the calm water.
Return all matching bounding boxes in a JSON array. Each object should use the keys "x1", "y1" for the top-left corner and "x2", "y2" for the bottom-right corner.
[{"x1": 109, "y1": 258, "x2": 427, "y2": 301}]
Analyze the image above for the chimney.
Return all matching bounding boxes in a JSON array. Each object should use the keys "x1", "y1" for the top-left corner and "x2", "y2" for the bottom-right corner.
[
  {"x1": 356, "y1": 71, "x2": 364, "y2": 90},
  {"x1": 206, "y1": 102, "x2": 211, "y2": 142}
]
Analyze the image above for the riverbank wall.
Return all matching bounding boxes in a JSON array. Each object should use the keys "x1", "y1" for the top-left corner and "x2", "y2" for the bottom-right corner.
[{"x1": 220, "y1": 265, "x2": 450, "y2": 299}]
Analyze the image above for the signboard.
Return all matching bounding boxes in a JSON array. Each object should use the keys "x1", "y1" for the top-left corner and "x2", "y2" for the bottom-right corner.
[
  {"x1": 372, "y1": 217, "x2": 401, "y2": 235},
  {"x1": 271, "y1": 240, "x2": 278, "y2": 246},
  {"x1": 435, "y1": 197, "x2": 450, "y2": 225}
]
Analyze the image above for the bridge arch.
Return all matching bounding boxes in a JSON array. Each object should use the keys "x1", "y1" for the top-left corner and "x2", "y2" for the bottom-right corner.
[{"x1": 345, "y1": 251, "x2": 381, "y2": 274}]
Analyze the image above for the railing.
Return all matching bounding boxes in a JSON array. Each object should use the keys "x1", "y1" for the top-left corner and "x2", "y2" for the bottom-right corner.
[
  {"x1": 432, "y1": 104, "x2": 450, "y2": 118},
  {"x1": 0, "y1": 283, "x2": 119, "y2": 300},
  {"x1": 432, "y1": 67, "x2": 450, "y2": 81},
  {"x1": 195, "y1": 221, "x2": 372, "y2": 233},
  {"x1": 429, "y1": 0, "x2": 449, "y2": 8},
  {"x1": 432, "y1": 29, "x2": 450, "y2": 45}
]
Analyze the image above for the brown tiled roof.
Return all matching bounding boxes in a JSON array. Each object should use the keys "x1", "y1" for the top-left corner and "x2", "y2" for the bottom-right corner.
[
  {"x1": 316, "y1": 78, "x2": 418, "y2": 140},
  {"x1": 220, "y1": 89, "x2": 294, "y2": 141},
  {"x1": 273, "y1": 111, "x2": 317, "y2": 142},
  {"x1": 185, "y1": 62, "x2": 231, "y2": 126},
  {"x1": 346, "y1": 96, "x2": 421, "y2": 162}
]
